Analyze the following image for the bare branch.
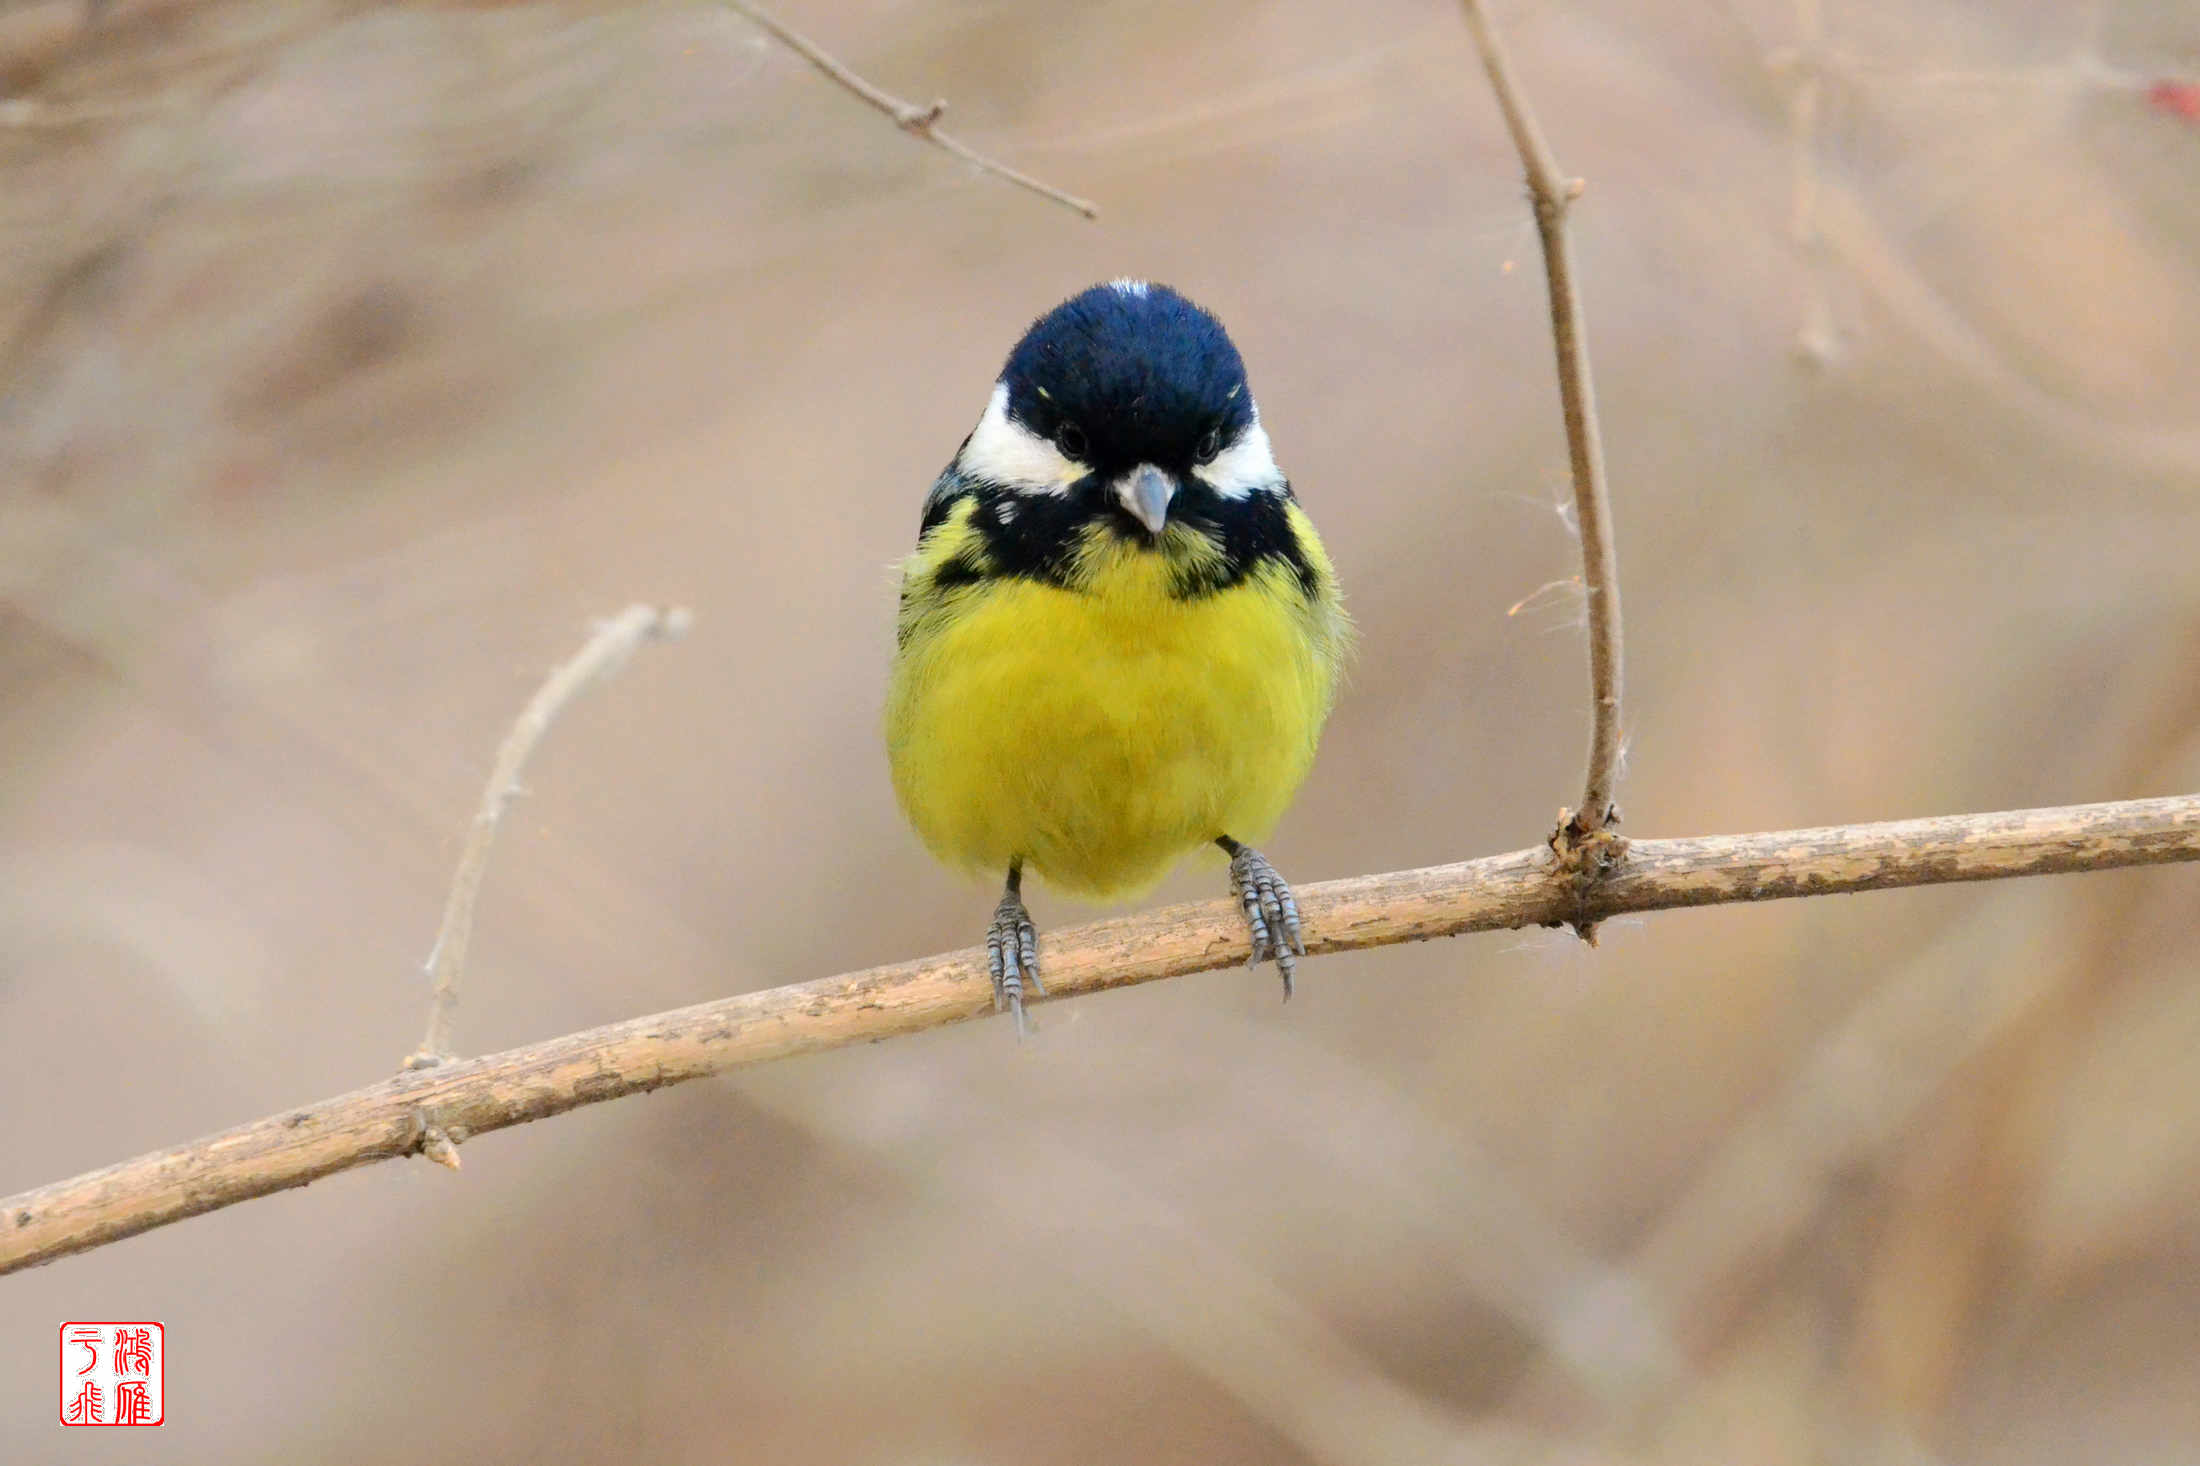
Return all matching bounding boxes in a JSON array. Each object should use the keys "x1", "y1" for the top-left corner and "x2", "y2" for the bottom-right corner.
[
  {"x1": 725, "y1": 2, "x2": 1100, "y2": 220},
  {"x1": 1775, "y1": 0, "x2": 1841, "y2": 362},
  {"x1": 1457, "y1": 1, "x2": 1625, "y2": 854},
  {"x1": 7, "y1": 793, "x2": 2197, "y2": 1276},
  {"x1": 406, "y1": 604, "x2": 690, "y2": 1070}
]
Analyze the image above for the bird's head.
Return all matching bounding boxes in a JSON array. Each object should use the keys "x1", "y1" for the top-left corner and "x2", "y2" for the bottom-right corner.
[{"x1": 954, "y1": 280, "x2": 1284, "y2": 541}]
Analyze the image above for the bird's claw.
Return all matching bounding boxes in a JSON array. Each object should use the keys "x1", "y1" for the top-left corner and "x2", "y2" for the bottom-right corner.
[
  {"x1": 986, "y1": 885, "x2": 1044, "y2": 1035},
  {"x1": 1227, "y1": 843, "x2": 1304, "y2": 999}
]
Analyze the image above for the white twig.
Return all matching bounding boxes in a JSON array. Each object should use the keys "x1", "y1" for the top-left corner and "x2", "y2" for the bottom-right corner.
[{"x1": 405, "y1": 604, "x2": 691, "y2": 1070}]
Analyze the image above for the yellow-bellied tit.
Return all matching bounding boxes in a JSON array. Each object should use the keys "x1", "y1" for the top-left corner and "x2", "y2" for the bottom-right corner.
[{"x1": 887, "y1": 281, "x2": 1351, "y2": 1032}]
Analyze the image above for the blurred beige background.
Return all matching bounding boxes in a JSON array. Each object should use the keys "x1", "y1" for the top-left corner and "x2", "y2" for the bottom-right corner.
[{"x1": 4, "y1": 0, "x2": 2199, "y2": 1461}]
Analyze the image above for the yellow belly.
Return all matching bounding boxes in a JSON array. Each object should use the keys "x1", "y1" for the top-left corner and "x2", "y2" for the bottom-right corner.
[{"x1": 887, "y1": 535, "x2": 1342, "y2": 899}]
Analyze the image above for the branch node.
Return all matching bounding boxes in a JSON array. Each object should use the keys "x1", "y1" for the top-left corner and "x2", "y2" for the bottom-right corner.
[
  {"x1": 1548, "y1": 806, "x2": 1630, "y2": 942},
  {"x1": 408, "y1": 1108, "x2": 463, "y2": 1171},
  {"x1": 420, "y1": 1127, "x2": 462, "y2": 1172},
  {"x1": 896, "y1": 98, "x2": 948, "y2": 132}
]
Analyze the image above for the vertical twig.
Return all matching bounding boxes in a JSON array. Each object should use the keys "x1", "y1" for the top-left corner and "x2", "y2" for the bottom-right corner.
[
  {"x1": 1457, "y1": 1, "x2": 1628, "y2": 906},
  {"x1": 1779, "y1": 0, "x2": 1840, "y2": 362},
  {"x1": 404, "y1": 604, "x2": 691, "y2": 1070}
]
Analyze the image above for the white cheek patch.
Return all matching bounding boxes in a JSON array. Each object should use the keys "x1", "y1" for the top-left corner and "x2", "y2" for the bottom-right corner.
[
  {"x1": 1194, "y1": 415, "x2": 1283, "y2": 499},
  {"x1": 957, "y1": 382, "x2": 1084, "y2": 493}
]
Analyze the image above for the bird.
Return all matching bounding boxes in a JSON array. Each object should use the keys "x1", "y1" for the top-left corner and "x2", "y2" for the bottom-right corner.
[{"x1": 886, "y1": 280, "x2": 1351, "y2": 1032}]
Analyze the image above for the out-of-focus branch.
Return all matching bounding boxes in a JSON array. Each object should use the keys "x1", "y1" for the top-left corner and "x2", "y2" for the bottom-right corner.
[
  {"x1": 1457, "y1": 1, "x2": 1626, "y2": 871},
  {"x1": 725, "y1": 1, "x2": 1099, "y2": 219},
  {"x1": 1773, "y1": 0, "x2": 1841, "y2": 362},
  {"x1": 7, "y1": 793, "x2": 2198, "y2": 1276},
  {"x1": 406, "y1": 604, "x2": 690, "y2": 1073}
]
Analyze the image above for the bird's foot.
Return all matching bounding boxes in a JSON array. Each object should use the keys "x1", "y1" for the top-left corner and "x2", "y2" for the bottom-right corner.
[
  {"x1": 1224, "y1": 840, "x2": 1304, "y2": 999},
  {"x1": 986, "y1": 881, "x2": 1044, "y2": 1035}
]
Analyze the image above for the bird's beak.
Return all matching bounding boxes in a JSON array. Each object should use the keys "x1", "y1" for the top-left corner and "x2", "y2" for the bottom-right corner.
[{"x1": 1116, "y1": 464, "x2": 1176, "y2": 536}]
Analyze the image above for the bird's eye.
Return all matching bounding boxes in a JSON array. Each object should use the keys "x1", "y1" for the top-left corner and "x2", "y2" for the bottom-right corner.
[
  {"x1": 1196, "y1": 427, "x2": 1224, "y2": 462},
  {"x1": 1055, "y1": 422, "x2": 1089, "y2": 460}
]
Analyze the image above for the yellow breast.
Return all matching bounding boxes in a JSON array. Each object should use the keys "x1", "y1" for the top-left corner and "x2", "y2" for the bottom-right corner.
[{"x1": 887, "y1": 506, "x2": 1347, "y2": 899}]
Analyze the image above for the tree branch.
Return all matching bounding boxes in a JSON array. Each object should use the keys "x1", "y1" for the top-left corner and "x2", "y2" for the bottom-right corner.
[
  {"x1": 725, "y1": 2, "x2": 1100, "y2": 220},
  {"x1": 1458, "y1": 0, "x2": 1626, "y2": 853},
  {"x1": 406, "y1": 603, "x2": 690, "y2": 1072},
  {"x1": 7, "y1": 794, "x2": 2197, "y2": 1276}
]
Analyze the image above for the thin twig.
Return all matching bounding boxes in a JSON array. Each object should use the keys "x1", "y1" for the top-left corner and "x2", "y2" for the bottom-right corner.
[
  {"x1": 1779, "y1": 0, "x2": 1840, "y2": 362},
  {"x1": 405, "y1": 604, "x2": 690, "y2": 1070},
  {"x1": 1457, "y1": 1, "x2": 1626, "y2": 856},
  {"x1": 7, "y1": 793, "x2": 2197, "y2": 1276},
  {"x1": 724, "y1": 1, "x2": 1099, "y2": 219}
]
